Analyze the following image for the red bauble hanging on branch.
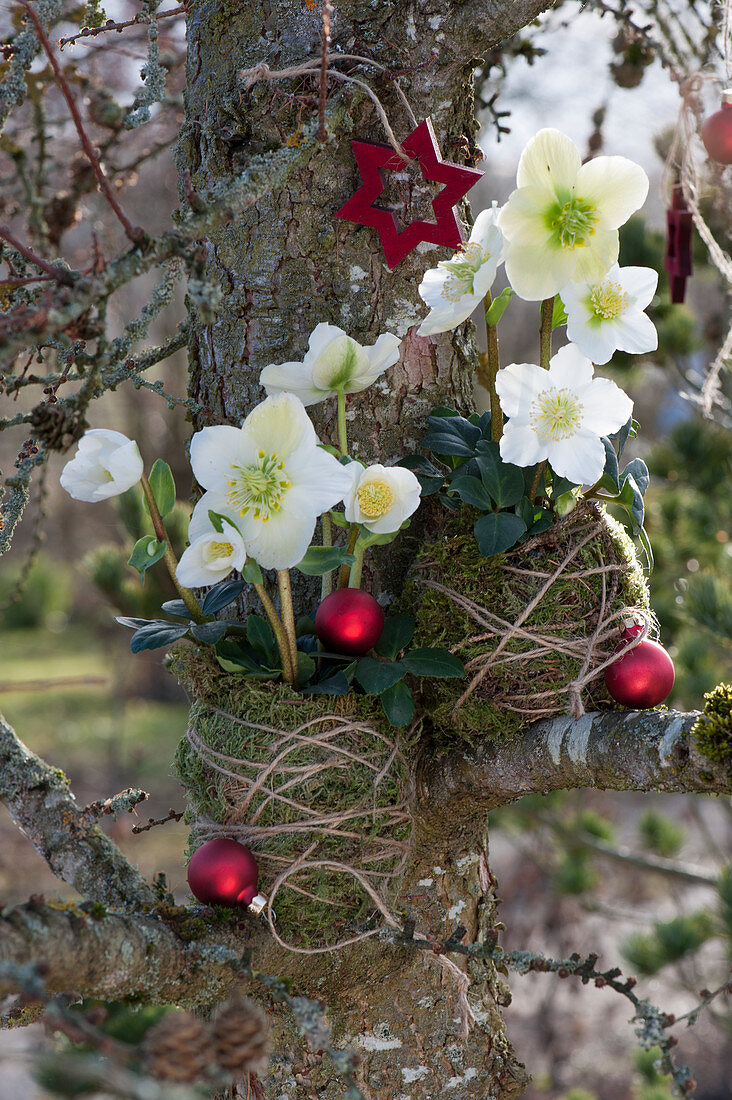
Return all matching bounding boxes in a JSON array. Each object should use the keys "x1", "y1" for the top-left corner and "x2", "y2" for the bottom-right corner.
[
  {"x1": 604, "y1": 626, "x2": 675, "y2": 709},
  {"x1": 701, "y1": 89, "x2": 732, "y2": 165},
  {"x1": 187, "y1": 838, "x2": 267, "y2": 914},
  {"x1": 315, "y1": 588, "x2": 385, "y2": 656}
]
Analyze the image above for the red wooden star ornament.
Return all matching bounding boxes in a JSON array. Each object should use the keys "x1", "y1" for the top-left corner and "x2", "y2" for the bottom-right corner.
[{"x1": 336, "y1": 118, "x2": 483, "y2": 269}]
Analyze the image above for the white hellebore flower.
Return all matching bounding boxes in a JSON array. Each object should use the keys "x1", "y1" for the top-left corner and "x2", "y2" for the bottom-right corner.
[
  {"x1": 59, "y1": 428, "x2": 143, "y2": 502},
  {"x1": 559, "y1": 264, "x2": 658, "y2": 365},
  {"x1": 495, "y1": 343, "x2": 633, "y2": 486},
  {"x1": 417, "y1": 204, "x2": 506, "y2": 336},
  {"x1": 176, "y1": 509, "x2": 247, "y2": 588},
  {"x1": 343, "y1": 462, "x2": 422, "y2": 534},
  {"x1": 188, "y1": 393, "x2": 352, "y2": 571},
  {"x1": 498, "y1": 128, "x2": 649, "y2": 301},
  {"x1": 259, "y1": 323, "x2": 401, "y2": 406}
]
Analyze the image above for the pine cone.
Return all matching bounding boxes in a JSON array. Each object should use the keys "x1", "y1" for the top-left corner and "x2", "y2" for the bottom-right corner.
[
  {"x1": 212, "y1": 997, "x2": 271, "y2": 1079},
  {"x1": 142, "y1": 1011, "x2": 213, "y2": 1083}
]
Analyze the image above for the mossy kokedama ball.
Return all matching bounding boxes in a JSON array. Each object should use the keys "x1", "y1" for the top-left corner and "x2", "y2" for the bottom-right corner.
[{"x1": 406, "y1": 503, "x2": 650, "y2": 741}]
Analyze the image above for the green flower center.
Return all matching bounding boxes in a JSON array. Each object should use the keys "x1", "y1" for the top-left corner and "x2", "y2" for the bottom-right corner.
[
  {"x1": 226, "y1": 450, "x2": 291, "y2": 522},
  {"x1": 589, "y1": 281, "x2": 629, "y2": 320},
  {"x1": 439, "y1": 241, "x2": 488, "y2": 303},
  {"x1": 208, "y1": 540, "x2": 234, "y2": 560},
  {"x1": 357, "y1": 479, "x2": 395, "y2": 518},
  {"x1": 550, "y1": 196, "x2": 598, "y2": 250},
  {"x1": 530, "y1": 387, "x2": 584, "y2": 442}
]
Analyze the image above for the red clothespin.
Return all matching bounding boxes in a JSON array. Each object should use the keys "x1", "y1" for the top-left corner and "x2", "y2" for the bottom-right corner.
[{"x1": 664, "y1": 184, "x2": 693, "y2": 304}]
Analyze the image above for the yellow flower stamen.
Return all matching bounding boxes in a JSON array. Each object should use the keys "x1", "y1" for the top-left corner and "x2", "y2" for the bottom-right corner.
[
  {"x1": 226, "y1": 452, "x2": 291, "y2": 520},
  {"x1": 589, "y1": 281, "x2": 630, "y2": 320},
  {"x1": 357, "y1": 478, "x2": 395, "y2": 519},
  {"x1": 551, "y1": 196, "x2": 599, "y2": 250},
  {"x1": 530, "y1": 387, "x2": 584, "y2": 441},
  {"x1": 208, "y1": 541, "x2": 234, "y2": 560}
]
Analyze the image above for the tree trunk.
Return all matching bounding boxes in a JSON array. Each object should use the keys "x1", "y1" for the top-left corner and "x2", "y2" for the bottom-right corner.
[{"x1": 179, "y1": 1, "x2": 556, "y2": 1095}]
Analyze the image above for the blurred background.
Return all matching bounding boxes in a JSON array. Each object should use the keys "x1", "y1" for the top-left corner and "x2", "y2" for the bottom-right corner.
[{"x1": 0, "y1": 0, "x2": 730, "y2": 1097}]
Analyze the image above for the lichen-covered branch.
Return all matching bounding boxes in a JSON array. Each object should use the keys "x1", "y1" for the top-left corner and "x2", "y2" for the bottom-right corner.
[
  {"x1": 418, "y1": 709, "x2": 732, "y2": 821},
  {"x1": 0, "y1": 711, "x2": 158, "y2": 911}
]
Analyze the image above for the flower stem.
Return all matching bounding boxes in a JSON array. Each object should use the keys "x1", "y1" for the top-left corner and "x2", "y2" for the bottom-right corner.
[
  {"x1": 139, "y1": 473, "x2": 204, "y2": 624},
  {"x1": 277, "y1": 569, "x2": 299, "y2": 686},
  {"x1": 336, "y1": 389, "x2": 348, "y2": 456},
  {"x1": 338, "y1": 525, "x2": 360, "y2": 588},
  {"x1": 254, "y1": 582, "x2": 294, "y2": 683},
  {"x1": 529, "y1": 460, "x2": 547, "y2": 503},
  {"x1": 348, "y1": 543, "x2": 366, "y2": 589},
  {"x1": 320, "y1": 512, "x2": 333, "y2": 601},
  {"x1": 540, "y1": 296, "x2": 554, "y2": 370},
  {"x1": 481, "y1": 291, "x2": 503, "y2": 442}
]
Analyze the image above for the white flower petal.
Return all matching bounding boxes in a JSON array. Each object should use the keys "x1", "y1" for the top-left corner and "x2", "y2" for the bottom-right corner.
[
  {"x1": 59, "y1": 429, "x2": 143, "y2": 502},
  {"x1": 579, "y1": 378, "x2": 633, "y2": 435},
  {"x1": 564, "y1": 318, "x2": 618, "y2": 365},
  {"x1": 470, "y1": 203, "x2": 503, "y2": 249},
  {"x1": 351, "y1": 332, "x2": 401, "y2": 390},
  {"x1": 259, "y1": 361, "x2": 326, "y2": 406},
  {"x1": 242, "y1": 392, "x2": 317, "y2": 459},
  {"x1": 305, "y1": 322, "x2": 348, "y2": 361},
  {"x1": 499, "y1": 423, "x2": 548, "y2": 468},
  {"x1": 498, "y1": 187, "x2": 555, "y2": 247},
  {"x1": 547, "y1": 430, "x2": 606, "y2": 485},
  {"x1": 548, "y1": 344, "x2": 595, "y2": 389},
  {"x1": 516, "y1": 128, "x2": 582, "y2": 194},
  {"x1": 495, "y1": 361, "x2": 548, "y2": 417},
  {"x1": 245, "y1": 507, "x2": 315, "y2": 570},
  {"x1": 574, "y1": 156, "x2": 649, "y2": 229},
  {"x1": 176, "y1": 532, "x2": 246, "y2": 587},
  {"x1": 343, "y1": 463, "x2": 421, "y2": 533},
  {"x1": 286, "y1": 445, "x2": 353, "y2": 514},
  {"x1": 615, "y1": 265, "x2": 658, "y2": 308},
  {"x1": 190, "y1": 425, "x2": 250, "y2": 491},
  {"x1": 504, "y1": 243, "x2": 576, "y2": 301},
  {"x1": 571, "y1": 227, "x2": 619, "y2": 285},
  {"x1": 611, "y1": 311, "x2": 658, "y2": 355},
  {"x1": 188, "y1": 493, "x2": 243, "y2": 542}
]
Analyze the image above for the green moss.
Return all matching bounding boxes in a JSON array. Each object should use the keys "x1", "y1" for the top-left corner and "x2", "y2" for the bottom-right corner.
[
  {"x1": 408, "y1": 504, "x2": 649, "y2": 742},
  {"x1": 172, "y1": 649, "x2": 413, "y2": 947},
  {"x1": 693, "y1": 683, "x2": 732, "y2": 764}
]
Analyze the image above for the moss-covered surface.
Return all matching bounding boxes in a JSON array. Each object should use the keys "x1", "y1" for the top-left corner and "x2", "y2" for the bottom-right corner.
[
  {"x1": 408, "y1": 504, "x2": 650, "y2": 742},
  {"x1": 693, "y1": 683, "x2": 732, "y2": 764},
  {"x1": 172, "y1": 649, "x2": 414, "y2": 946}
]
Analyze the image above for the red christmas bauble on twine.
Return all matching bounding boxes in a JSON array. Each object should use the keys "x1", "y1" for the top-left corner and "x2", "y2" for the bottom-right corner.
[
  {"x1": 187, "y1": 838, "x2": 266, "y2": 914},
  {"x1": 604, "y1": 625, "x2": 675, "y2": 709},
  {"x1": 315, "y1": 588, "x2": 385, "y2": 656},
  {"x1": 701, "y1": 90, "x2": 732, "y2": 165}
]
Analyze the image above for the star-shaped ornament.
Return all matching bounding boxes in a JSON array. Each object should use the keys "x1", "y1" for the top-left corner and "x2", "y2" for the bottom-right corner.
[{"x1": 336, "y1": 118, "x2": 483, "y2": 269}]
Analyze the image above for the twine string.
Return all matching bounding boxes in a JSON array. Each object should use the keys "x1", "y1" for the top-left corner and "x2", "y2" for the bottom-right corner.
[{"x1": 239, "y1": 53, "x2": 419, "y2": 157}]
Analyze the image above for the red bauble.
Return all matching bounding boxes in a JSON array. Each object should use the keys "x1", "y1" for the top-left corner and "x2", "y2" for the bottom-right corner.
[
  {"x1": 701, "y1": 92, "x2": 732, "y2": 165},
  {"x1": 187, "y1": 838, "x2": 260, "y2": 908},
  {"x1": 604, "y1": 629, "x2": 675, "y2": 709},
  {"x1": 315, "y1": 589, "x2": 385, "y2": 656}
]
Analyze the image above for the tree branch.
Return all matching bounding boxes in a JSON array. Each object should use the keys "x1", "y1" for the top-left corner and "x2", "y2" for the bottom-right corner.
[
  {"x1": 453, "y1": 0, "x2": 560, "y2": 52},
  {"x1": 0, "y1": 899, "x2": 249, "y2": 1007},
  {"x1": 0, "y1": 712, "x2": 158, "y2": 911},
  {"x1": 418, "y1": 709, "x2": 732, "y2": 819}
]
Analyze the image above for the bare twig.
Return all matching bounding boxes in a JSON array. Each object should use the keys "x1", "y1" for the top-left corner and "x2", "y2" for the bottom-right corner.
[
  {"x1": 132, "y1": 808, "x2": 184, "y2": 834},
  {"x1": 58, "y1": 6, "x2": 186, "y2": 49},
  {"x1": 318, "y1": 2, "x2": 333, "y2": 142},
  {"x1": 0, "y1": 225, "x2": 75, "y2": 286}
]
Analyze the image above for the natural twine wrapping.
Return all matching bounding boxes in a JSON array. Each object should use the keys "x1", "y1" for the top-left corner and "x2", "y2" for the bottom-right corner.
[
  {"x1": 412, "y1": 504, "x2": 651, "y2": 737},
  {"x1": 174, "y1": 675, "x2": 414, "y2": 951}
]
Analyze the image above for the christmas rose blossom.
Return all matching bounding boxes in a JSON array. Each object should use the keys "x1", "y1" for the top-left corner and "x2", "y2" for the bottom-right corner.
[
  {"x1": 495, "y1": 343, "x2": 633, "y2": 485},
  {"x1": 343, "y1": 461, "x2": 422, "y2": 534},
  {"x1": 559, "y1": 264, "x2": 658, "y2": 365},
  {"x1": 259, "y1": 324, "x2": 401, "y2": 406},
  {"x1": 188, "y1": 393, "x2": 352, "y2": 570},
  {"x1": 417, "y1": 204, "x2": 506, "y2": 335},
  {"x1": 176, "y1": 509, "x2": 247, "y2": 588},
  {"x1": 59, "y1": 428, "x2": 143, "y2": 502},
  {"x1": 498, "y1": 129, "x2": 649, "y2": 301}
]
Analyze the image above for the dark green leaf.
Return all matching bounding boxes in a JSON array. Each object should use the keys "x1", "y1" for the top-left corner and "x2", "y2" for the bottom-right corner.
[
  {"x1": 516, "y1": 499, "x2": 553, "y2": 537},
  {"x1": 208, "y1": 510, "x2": 241, "y2": 537},
  {"x1": 430, "y1": 406, "x2": 461, "y2": 418},
  {"x1": 485, "y1": 286, "x2": 514, "y2": 327},
  {"x1": 148, "y1": 459, "x2": 176, "y2": 517},
  {"x1": 297, "y1": 652, "x2": 316, "y2": 683},
  {"x1": 614, "y1": 415, "x2": 637, "y2": 458},
  {"x1": 301, "y1": 671, "x2": 351, "y2": 695},
  {"x1": 161, "y1": 599, "x2": 192, "y2": 619},
  {"x1": 354, "y1": 658, "x2": 406, "y2": 695},
  {"x1": 116, "y1": 616, "x2": 157, "y2": 629},
  {"x1": 128, "y1": 536, "x2": 166, "y2": 582},
  {"x1": 601, "y1": 437, "x2": 620, "y2": 491},
  {"x1": 421, "y1": 414, "x2": 481, "y2": 458},
  {"x1": 216, "y1": 638, "x2": 278, "y2": 676},
  {"x1": 638, "y1": 525, "x2": 654, "y2": 572},
  {"x1": 247, "y1": 614, "x2": 276, "y2": 662},
  {"x1": 549, "y1": 475, "x2": 579, "y2": 500},
  {"x1": 242, "y1": 559, "x2": 264, "y2": 585},
  {"x1": 438, "y1": 491, "x2": 461, "y2": 512},
  {"x1": 380, "y1": 680, "x2": 415, "y2": 726},
  {"x1": 552, "y1": 296, "x2": 568, "y2": 329},
  {"x1": 375, "y1": 616, "x2": 416, "y2": 660},
  {"x1": 449, "y1": 474, "x2": 493, "y2": 511},
  {"x1": 129, "y1": 620, "x2": 190, "y2": 653},
  {"x1": 397, "y1": 455, "x2": 445, "y2": 496},
  {"x1": 473, "y1": 512, "x2": 526, "y2": 557},
  {"x1": 475, "y1": 440, "x2": 525, "y2": 508},
  {"x1": 202, "y1": 578, "x2": 245, "y2": 615},
  {"x1": 329, "y1": 509, "x2": 351, "y2": 528},
  {"x1": 190, "y1": 621, "x2": 228, "y2": 643},
  {"x1": 620, "y1": 457, "x2": 650, "y2": 496},
  {"x1": 296, "y1": 615, "x2": 316, "y2": 637},
  {"x1": 296, "y1": 546, "x2": 356, "y2": 575},
  {"x1": 356, "y1": 526, "x2": 404, "y2": 550},
  {"x1": 400, "y1": 647, "x2": 464, "y2": 678}
]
